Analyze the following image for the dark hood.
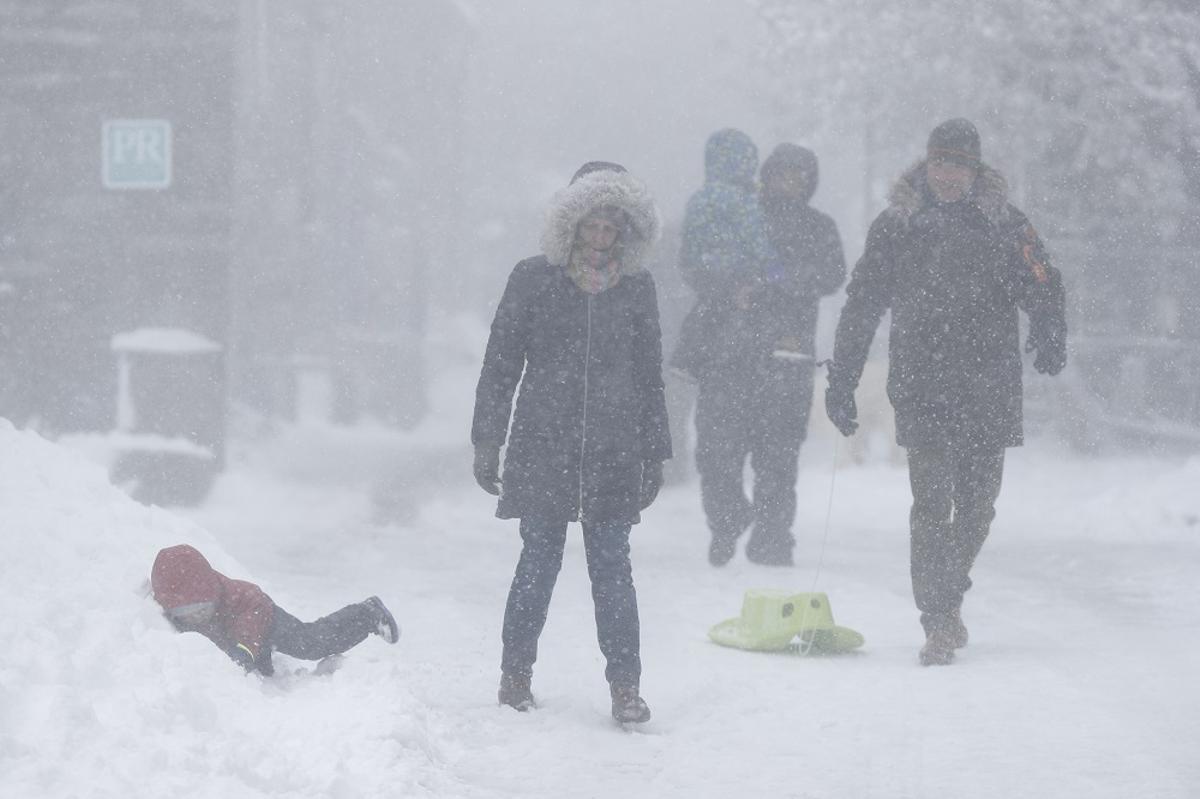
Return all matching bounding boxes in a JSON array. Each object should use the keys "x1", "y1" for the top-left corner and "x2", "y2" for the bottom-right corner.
[
  {"x1": 704, "y1": 128, "x2": 758, "y2": 187},
  {"x1": 760, "y1": 143, "x2": 819, "y2": 205}
]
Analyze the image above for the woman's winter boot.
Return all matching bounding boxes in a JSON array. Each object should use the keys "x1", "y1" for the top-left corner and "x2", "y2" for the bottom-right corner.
[
  {"x1": 610, "y1": 683, "x2": 651, "y2": 724},
  {"x1": 498, "y1": 672, "x2": 535, "y2": 712}
]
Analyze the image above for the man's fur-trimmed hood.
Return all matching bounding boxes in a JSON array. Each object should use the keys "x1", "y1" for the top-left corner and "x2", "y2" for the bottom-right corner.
[
  {"x1": 888, "y1": 160, "x2": 1011, "y2": 229},
  {"x1": 540, "y1": 169, "x2": 661, "y2": 273}
]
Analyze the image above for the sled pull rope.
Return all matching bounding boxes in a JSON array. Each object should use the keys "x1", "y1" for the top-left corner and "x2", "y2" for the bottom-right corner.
[
  {"x1": 801, "y1": 355, "x2": 840, "y2": 652},
  {"x1": 797, "y1": 431, "x2": 840, "y2": 656}
]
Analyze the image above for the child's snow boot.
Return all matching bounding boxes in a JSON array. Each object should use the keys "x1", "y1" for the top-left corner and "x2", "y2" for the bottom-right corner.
[
  {"x1": 365, "y1": 596, "x2": 400, "y2": 644},
  {"x1": 498, "y1": 672, "x2": 535, "y2": 712},
  {"x1": 610, "y1": 683, "x2": 651, "y2": 724}
]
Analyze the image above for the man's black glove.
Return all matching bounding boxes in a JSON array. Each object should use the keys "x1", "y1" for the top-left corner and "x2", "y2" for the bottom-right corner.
[
  {"x1": 639, "y1": 461, "x2": 664, "y2": 510},
  {"x1": 473, "y1": 445, "x2": 501, "y2": 496},
  {"x1": 1027, "y1": 318, "x2": 1067, "y2": 376},
  {"x1": 825, "y1": 384, "x2": 859, "y2": 437}
]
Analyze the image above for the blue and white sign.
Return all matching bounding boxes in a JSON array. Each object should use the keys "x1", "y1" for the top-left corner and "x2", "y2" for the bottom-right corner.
[{"x1": 102, "y1": 119, "x2": 172, "y2": 189}]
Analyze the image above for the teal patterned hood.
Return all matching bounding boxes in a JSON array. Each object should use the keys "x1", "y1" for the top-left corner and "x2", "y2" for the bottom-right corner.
[{"x1": 704, "y1": 128, "x2": 759, "y2": 188}]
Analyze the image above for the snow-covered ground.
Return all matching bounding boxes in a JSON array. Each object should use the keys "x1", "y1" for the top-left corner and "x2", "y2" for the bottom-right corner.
[{"x1": 3, "y1": 348, "x2": 1198, "y2": 798}]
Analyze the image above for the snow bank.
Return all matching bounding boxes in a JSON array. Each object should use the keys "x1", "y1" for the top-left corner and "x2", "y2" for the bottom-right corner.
[
  {"x1": 0, "y1": 421, "x2": 445, "y2": 798},
  {"x1": 0, "y1": 421, "x2": 238, "y2": 788}
]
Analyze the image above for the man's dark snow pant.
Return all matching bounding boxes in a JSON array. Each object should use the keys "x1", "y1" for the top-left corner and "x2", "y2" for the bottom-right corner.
[
  {"x1": 501, "y1": 516, "x2": 641, "y2": 687},
  {"x1": 268, "y1": 602, "x2": 376, "y2": 660},
  {"x1": 906, "y1": 443, "x2": 1005, "y2": 633},
  {"x1": 695, "y1": 361, "x2": 814, "y2": 564}
]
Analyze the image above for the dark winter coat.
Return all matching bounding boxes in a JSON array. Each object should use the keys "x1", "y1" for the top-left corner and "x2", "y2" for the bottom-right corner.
[
  {"x1": 830, "y1": 161, "x2": 1066, "y2": 450},
  {"x1": 151, "y1": 544, "x2": 275, "y2": 661},
  {"x1": 759, "y1": 144, "x2": 846, "y2": 356},
  {"x1": 472, "y1": 169, "x2": 671, "y2": 524}
]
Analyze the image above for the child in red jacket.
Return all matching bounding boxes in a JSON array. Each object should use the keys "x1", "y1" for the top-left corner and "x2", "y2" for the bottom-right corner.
[{"x1": 151, "y1": 544, "x2": 399, "y2": 675}]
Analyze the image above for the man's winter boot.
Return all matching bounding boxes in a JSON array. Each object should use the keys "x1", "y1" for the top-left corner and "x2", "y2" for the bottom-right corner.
[
  {"x1": 610, "y1": 683, "x2": 652, "y2": 724},
  {"x1": 365, "y1": 596, "x2": 400, "y2": 644},
  {"x1": 950, "y1": 608, "x2": 969, "y2": 649},
  {"x1": 919, "y1": 631, "x2": 955, "y2": 666},
  {"x1": 708, "y1": 535, "x2": 737, "y2": 567},
  {"x1": 498, "y1": 672, "x2": 535, "y2": 712},
  {"x1": 745, "y1": 533, "x2": 794, "y2": 567},
  {"x1": 919, "y1": 615, "x2": 957, "y2": 666},
  {"x1": 708, "y1": 505, "x2": 753, "y2": 567}
]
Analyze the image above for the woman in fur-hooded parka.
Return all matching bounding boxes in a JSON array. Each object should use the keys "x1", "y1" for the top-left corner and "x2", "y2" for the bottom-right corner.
[{"x1": 471, "y1": 163, "x2": 671, "y2": 524}]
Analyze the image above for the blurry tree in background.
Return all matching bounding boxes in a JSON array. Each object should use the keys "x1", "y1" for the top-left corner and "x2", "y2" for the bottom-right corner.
[
  {"x1": 0, "y1": 2, "x2": 469, "y2": 506},
  {"x1": 0, "y1": 2, "x2": 237, "y2": 504},
  {"x1": 750, "y1": 0, "x2": 1200, "y2": 449},
  {"x1": 233, "y1": 1, "x2": 469, "y2": 428}
]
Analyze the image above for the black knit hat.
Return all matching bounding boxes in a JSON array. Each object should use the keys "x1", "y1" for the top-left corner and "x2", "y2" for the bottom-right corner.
[
  {"x1": 927, "y1": 118, "x2": 981, "y2": 168},
  {"x1": 569, "y1": 161, "x2": 627, "y2": 185}
]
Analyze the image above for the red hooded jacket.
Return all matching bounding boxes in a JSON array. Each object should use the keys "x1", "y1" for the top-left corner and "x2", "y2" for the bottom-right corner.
[{"x1": 151, "y1": 544, "x2": 275, "y2": 659}]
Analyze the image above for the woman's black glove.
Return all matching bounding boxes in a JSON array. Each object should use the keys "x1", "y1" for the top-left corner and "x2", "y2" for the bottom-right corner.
[
  {"x1": 473, "y1": 445, "x2": 501, "y2": 496},
  {"x1": 639, "y1": 461, "x2": 664, "y2": 510}
]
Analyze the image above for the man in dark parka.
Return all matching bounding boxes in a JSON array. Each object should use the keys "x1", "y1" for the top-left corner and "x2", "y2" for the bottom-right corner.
[
  {"x1": 752, "y1": 143, "x2": 846, "y2": 564},
  {"x1": 825, "y1": 119, "x2": 1067, "y2": 666},
  {"x1": 471, "y1": 161, "x2": 670, "y2": 723},
  {"x1": 676, "y1": 130, "x2": 845, "y2": 567}
]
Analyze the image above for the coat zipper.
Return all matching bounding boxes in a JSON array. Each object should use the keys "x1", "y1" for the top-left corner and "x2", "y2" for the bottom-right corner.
[{"x1": 578, "y1": 293, "x2": 593, "y2": 522}]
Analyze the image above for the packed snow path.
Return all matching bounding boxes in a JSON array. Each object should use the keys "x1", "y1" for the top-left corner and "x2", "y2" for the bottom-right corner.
[
  {"x1": 192, "y1": 435, "x2": 1199, "y2": 799},
  {"x1": 4, "y1": 405, "x2": 1197, "y2": 798}
]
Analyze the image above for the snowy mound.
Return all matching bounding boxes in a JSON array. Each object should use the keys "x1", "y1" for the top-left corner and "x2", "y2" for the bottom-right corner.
[
  {"x1": 0, "y1": 422, "x2": 246, "y2": 784},
  {"x1": 0, "y1": 422, "x2": 429, "y2": 798}
]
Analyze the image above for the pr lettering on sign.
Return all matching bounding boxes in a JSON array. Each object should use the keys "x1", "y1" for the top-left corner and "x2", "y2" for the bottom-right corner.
[{"x1": 102, "y1": 119, "x2": 172, "y2": 190}]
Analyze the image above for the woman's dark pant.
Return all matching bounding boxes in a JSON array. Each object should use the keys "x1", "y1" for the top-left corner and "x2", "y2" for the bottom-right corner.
[
  {"x1": 268, "y1": 602, "x2": 375, "y2": 660},
  {"x1": 501, "y1": 516, "x2": 641, "y2": 687},
  {"x1": 907, "y1": 444, "x2": 1005, "y2": 632}
]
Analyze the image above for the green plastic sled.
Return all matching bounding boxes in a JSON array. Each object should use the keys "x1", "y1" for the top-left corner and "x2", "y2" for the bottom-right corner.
[{"x1": 708, "y1": 589, "x2": 864, "y2": 655}]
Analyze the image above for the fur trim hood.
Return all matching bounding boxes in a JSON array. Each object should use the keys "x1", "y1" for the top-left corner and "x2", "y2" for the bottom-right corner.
[
  {"x1": 888, "y1": 160, "x2": 1011, "y2": 229},
  {"x1": 540, "y1": 168, "x2": 662, "y2": 273}
]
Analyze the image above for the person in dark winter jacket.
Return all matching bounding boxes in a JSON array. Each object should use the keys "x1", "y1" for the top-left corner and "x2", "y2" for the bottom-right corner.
[
  {"x1": 825, "y1": 118, "x2": 1067, "y2": 666},
  {"x1": 151, "y1": 544, "x2": 399, "y2": 675},
  {"x1": 747, "y1": 143, "x2": 847, "y2": 564},
  {"x1": 676, "y1": 130, "x2": 846, "y2": 567},
  {"x1": 471, "y1": 161, "x2": 670, "y2": 724}
]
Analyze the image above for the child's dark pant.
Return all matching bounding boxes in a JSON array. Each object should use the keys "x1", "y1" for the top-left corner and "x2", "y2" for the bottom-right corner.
[{"x1": 268, "y1": 602, "x2": 375, "y2": 660}]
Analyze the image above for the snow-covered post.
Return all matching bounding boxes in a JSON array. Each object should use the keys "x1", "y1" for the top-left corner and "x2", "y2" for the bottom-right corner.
[{"x1": 109, "y1": 328, "x2": 225, "y2": 506}]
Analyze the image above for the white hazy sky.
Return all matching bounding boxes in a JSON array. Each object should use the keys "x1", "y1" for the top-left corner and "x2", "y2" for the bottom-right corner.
[{"x1": 462, "y1": 0, "x2": 774, "y2": 216}]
